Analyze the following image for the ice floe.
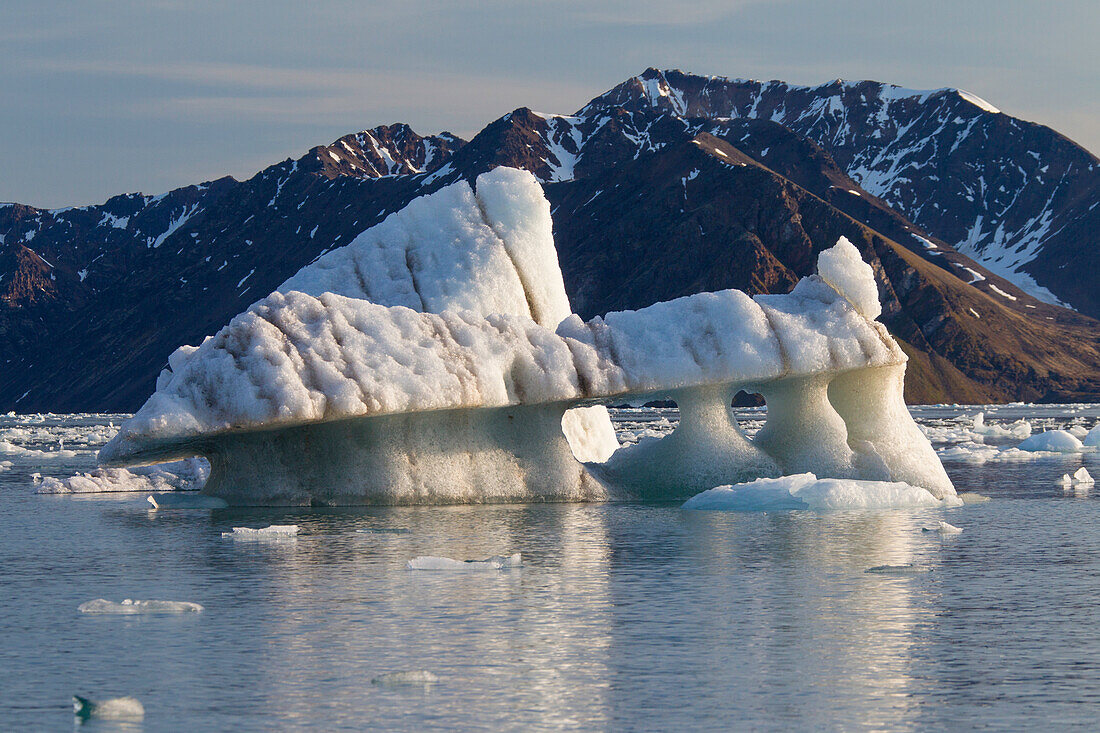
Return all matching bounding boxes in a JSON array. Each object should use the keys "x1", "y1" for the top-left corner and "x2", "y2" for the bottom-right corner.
[
  {"x1": 78, "y1": 598, "x2": 204, "y2": 614},
  {"x1": 73, "y1": 695, "x2": 144, "y2": 720},
  {"x1": 371, "y1": 670, "x2": 439, "y2": 686},
  {"x1": 923, "y1": 521, "x2": 962, "y2": 535},
  {"x1": 1018, "y1": 430, "x2": 1084, "y2": 453},
  {"x1": 865, "y1": 564, "x2": 932, "y2": 574},
  {"x1": 682, "y1": 473, "x2": 961, "y2": 512},
  {"x1": 35, "y1": 458, "x2": 208, "y2": 494},
  {"x1": 222, "y1": 525, "x2": 299, "y2": 539}
]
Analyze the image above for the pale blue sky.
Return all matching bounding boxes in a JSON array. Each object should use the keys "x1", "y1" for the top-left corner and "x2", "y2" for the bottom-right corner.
[{"x1": 3, "y1": 0, "x2": 1097, "y2": 208}]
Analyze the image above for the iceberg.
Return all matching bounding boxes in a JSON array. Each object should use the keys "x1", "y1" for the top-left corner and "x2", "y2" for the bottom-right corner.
[{"x1": 98, "y1": 169, "x2": 953, "y2": 506}]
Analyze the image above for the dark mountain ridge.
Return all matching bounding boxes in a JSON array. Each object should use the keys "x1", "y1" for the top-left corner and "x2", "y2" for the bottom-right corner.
[{"x1": 2, "y1": 70, "x2": 1098, "y2": 411}]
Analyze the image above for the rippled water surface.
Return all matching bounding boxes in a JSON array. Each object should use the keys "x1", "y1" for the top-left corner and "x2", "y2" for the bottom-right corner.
[{"x1": 3, "y1": 406, "x2": 1100, "y2": 730}]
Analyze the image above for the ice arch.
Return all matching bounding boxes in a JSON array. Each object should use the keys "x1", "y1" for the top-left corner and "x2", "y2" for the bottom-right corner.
[{"x1": 100, "y1": 237, "x2": 953, "y2": 505}]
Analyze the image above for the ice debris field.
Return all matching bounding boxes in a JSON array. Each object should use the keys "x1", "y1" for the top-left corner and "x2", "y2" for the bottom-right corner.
[{"x1": 5, "y1": 169, "x2": 1099, "y2": 509}]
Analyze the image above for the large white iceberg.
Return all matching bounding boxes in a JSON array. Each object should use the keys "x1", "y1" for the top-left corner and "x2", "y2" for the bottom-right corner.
[{"x1": 99, "y1": 169, "x2": 953, "y2": 506}]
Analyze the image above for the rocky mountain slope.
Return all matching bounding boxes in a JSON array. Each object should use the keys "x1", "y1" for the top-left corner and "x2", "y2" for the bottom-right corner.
[{"x1": 2, "y1": 70, "x2": 1098, "y2": 411}]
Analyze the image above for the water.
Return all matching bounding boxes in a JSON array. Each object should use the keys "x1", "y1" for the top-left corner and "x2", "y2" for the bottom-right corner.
[{"x1": 3, "y1": 406, "x2": 1100, "y2": 730}]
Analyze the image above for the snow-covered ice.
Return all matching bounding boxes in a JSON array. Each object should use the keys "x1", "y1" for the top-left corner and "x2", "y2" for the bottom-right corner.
[
  {"x1": 406, "y1": 553, "x2": 522, "y2": 570},
  {"x1": 78, "y1": 599, "x2": 204, "y2": 614}
]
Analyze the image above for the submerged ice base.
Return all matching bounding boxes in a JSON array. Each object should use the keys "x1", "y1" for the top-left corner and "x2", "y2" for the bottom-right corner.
[{"x1": 98, "y1": 169, "x2": 953, "y2": 506}]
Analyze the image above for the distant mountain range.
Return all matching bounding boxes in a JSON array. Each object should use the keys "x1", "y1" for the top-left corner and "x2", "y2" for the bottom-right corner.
[{"x1": 2, "y1": 68, "x2": 1099, "y2": 411}]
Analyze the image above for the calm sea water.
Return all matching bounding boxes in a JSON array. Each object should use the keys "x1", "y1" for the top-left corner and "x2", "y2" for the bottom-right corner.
[{"x1": 3, "y1": 405, "x2": 1100, "y2": 731}]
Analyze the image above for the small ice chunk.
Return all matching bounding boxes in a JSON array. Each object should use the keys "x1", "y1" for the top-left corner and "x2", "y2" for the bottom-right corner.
[
  {"x1": 682, "y1": 473, "x2": 956, "y2": 511},
  {"x1": 972, "y1": 412, "x2": 1031, "y2": 439},
  {"x1": 865, "y1": 564, "x2": 932, "y2": 574},
  {"x1": 923, "y1": 521, "x2": 962, "y2": 535},
  {"x1": 147, "y1": 493, "x2": 228, "y2": 509},
  {"x1": 371, "y1": 670, "x2": 439, "y2": 686},
  {"x1": 406, "y1": 553, "x2": 522, "y2": 570},
  {"x1": 73, "y1": 695, "x2": 144, "y2": 720},
  {"x1": 222, "y1": 524, "x2": 299, "y2": 539},
  {"x1": 956, "y1": 492, "x2": 991, "y2": 503},
  {"x1": 78, "y1": 599, "x2": 204, "y2": 614},
  {"x1": 1017, "y1": 430, "x2": 1083, "y2": 453},
  {"x1": 1073, "y1": 467, "x2": 1095, "y2": 485}
]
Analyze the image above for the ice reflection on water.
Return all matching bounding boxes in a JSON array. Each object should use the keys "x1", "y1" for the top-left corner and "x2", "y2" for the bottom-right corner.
[{"x1": 1, "y1": 406, "x2": 1100, "y2": 729}]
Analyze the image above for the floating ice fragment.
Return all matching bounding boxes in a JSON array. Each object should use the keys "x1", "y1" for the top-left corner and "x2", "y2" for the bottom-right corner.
[
  {"x1": 79, "y1": 598, "x2": 203, "y2": 614},
  {"x1": 1064, "y1": 467, "x2": 1096, "y2": 487},
  {"x1": 1018, "y1": 430, "x2": 1083, "y2": 453},
  {"x1": 222, "y1": 524, "x2": 299, "y2": 539},
  {"x1": 406, "y1": 553, "x2": 522, "y2": 570},
  {"x1": 36, "y1": 458, "x2": 209, "y2": 494},
  {"x1": 865, "y1": 564, "x2": 932, "y2": 574},
  {"x1": 923, "y1": 521, "x2": 962, "y2": 535},
  {"x1": 956, "y1": 492, "x2": 991, "y2": 503},
  {"x1": 1084, "y1": 425, "x2": 1100, "y2": 447},
  {"x1": 147, "y1": 493, "x2": 228, "y2": 509},
  {"x1": 682, "y1": 473, "x2": 960, "y2": 512},
  {"x1": 73, "y1": 695, "x2": 144, "y2": 720},
  {"x1": 371, "y1": 670, "x2": 439, "y2": 686},
  {"x1": 972, "y1": 412, "x2": 1031, "y2": 439}
]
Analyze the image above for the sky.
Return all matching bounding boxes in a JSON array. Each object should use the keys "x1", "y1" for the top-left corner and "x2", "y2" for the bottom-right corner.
[{"x1": 2, "y1": 0, "x2": 1097, "y2": 208}]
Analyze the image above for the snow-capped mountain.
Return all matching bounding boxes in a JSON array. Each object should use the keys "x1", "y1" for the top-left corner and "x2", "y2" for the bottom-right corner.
[
  {"x1": 2, "y1": 70, "x2": 1099, "y2": 411},
  {"x1": 535, "y1": 69, "x2": 1100, "y2": 314}
]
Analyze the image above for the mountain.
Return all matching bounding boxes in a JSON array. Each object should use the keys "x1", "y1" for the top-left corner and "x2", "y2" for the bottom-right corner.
[
  {"x1": 587, "y1": 69, "x2": 1100, "y2": 315},
  {"x1": 2, "y1": 70, "x2": 1099, "y2": 411}
]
